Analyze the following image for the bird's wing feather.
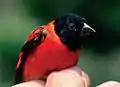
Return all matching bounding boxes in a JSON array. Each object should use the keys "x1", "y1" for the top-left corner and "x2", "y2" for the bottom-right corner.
[{"x1": 14, "y1": 26, "x2": 47, "y2": 84}]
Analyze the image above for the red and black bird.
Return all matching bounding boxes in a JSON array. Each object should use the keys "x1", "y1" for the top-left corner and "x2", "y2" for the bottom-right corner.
[{"x1": 14, "y1": 13, "x2": 96, "y2": 84}]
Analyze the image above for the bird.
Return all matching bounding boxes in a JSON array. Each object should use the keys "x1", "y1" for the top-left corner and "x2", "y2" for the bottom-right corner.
[{"x1": 14, "y1": 13, "x2": 96, "y2": 85}]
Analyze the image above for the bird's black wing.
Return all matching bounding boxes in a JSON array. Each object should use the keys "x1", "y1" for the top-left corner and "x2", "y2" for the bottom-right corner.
[{"x1": 14, "y1": 27, "x2": 47, "y2": 85}]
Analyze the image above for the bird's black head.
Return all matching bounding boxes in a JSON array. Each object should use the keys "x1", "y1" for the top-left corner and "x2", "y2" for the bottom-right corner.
[{"x1": 54, "y1": 13, "x2": 96, "y2": 51}]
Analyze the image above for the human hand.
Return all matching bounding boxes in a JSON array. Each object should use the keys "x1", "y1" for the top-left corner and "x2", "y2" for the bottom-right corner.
[
  {"x1": 12, "y1": 66, "x2": 120, "y2": 87},
  {"x1": 12, "y1": 80, "x2": 45, "y2": 87},
  {"x1": 12, "y1": 66, "x2": 90, "y2": 87},
  {"x1": 97, "y1": 81, "x2": 120, "y2": 87}
]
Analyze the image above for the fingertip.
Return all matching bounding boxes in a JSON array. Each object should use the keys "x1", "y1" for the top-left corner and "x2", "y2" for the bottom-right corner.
[
  {"x1": 12, "y1": 80, "x2": 45, "y2": 87},
  {"x1": 97, "y1": 81, "x2": 120, "y2": 87},
  {"x1": 46, "y1": 66, "x2": 90, "y2": 87},
  {"x1": 45, "y1": 70, "x2": 85, "y2": 87}
]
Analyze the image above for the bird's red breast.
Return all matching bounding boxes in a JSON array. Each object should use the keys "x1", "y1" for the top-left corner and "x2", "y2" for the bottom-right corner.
[{"x1": 16, "y1": 21, "x2": 81, "y2": 81}]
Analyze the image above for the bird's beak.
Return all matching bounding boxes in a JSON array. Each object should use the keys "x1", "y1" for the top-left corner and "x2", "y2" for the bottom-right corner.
[{"x1": 80, "y1": 23, "x2": 96, "y2": 36}]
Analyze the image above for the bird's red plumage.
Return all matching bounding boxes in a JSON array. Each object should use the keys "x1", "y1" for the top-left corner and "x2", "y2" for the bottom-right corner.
[{"x1": 16, "y1": 21, "x2": 81, "y2": 82}]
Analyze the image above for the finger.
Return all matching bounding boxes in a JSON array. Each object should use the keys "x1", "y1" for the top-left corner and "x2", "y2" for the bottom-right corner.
[
  {"x1": 61, "y1": 66, "x2": 90, "y2": 87},
  {"x1": 12, "y1": 80, "x2": 45, "y2": 87},
  {"x1": 97, "y1": 81, "x2": 120, "y2": 87},
  {"x1": 45, "y1": 66, "x2": 89, "y2": 87},
  {"x1": 81, "y1": 71, "x2": 90, "y2": 87}
]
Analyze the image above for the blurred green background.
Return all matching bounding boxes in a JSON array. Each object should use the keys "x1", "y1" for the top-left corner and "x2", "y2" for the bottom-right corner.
[{"x1": 0, "y1": 0, "x2": 120, "y2": 86}]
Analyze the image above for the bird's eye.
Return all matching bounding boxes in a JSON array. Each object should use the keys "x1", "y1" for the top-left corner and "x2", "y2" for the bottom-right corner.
[
  {"x1": 69, "y1": 23, "x2": 76, "y2": 31},
  {"x1": 70, "y1": 27, "x2": 76, "y2": 31}
]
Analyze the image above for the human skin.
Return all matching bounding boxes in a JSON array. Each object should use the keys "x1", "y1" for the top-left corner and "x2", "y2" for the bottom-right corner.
[
  {"x1": 12, "y1": 66, "x2": 89, "y2": 87},
  {"x1": 45, "y1": 66, "x2": 90, "y2": 87},
  {"x1": 12, "y1": 66, "x2": 120, "y2": 87},
  {"x1": 97, "y1": 81, "x2": 120, "y2": 87}
]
